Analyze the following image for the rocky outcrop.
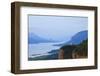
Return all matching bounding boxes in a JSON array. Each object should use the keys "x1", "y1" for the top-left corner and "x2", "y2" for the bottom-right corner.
[
  {"x1": 58, "y1": 45, "x2": 76, "y2": 59},
  {"x1": 72, "y1": 40, "x2": 88, "y2": 59},
  {"x1": 58, "y1": 40, "x2": 88, "y2": 59}
]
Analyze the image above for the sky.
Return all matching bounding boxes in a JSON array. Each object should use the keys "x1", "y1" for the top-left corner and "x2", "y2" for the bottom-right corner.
[{"x1": 28, "y1": 15, "x2": 88, "y2": 42}]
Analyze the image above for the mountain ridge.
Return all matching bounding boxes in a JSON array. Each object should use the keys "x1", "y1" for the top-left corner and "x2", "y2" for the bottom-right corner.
[
  {"x1": 67, "y1": 30, "x2": 88, "y2": 44},
  {"x1": 28, "y1": 33, "x2": 55, "y2": 44},
  {"x1": 66, "y1": 30, "x2": 88, "y2": 45},
  {"x1": 53, "y1": 30, "x2": 88, "y2": 46}
]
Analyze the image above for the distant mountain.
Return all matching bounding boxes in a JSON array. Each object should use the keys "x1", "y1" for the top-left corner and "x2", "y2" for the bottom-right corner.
[
  {"x1": 54, "y1": 30, "x2": 88, "y2": 46},
  {"x1": 28, "y1": 33, "x2": 55, "y2": 44},
  {"x1": 66, "y1": 30, "x2": 88, "y2": 45}
]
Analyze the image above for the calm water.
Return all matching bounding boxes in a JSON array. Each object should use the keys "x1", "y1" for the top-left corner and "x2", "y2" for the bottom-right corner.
[{"x1": 28, "y1": 42, "x2": 64, "y2": 58}]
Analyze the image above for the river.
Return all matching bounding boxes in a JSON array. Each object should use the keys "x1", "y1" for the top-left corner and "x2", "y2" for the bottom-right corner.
[{"x1": 28, "y1": 42, "x2": 64, "y2": 58}]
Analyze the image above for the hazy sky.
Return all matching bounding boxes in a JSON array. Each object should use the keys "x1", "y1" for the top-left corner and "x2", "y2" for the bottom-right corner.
[{"x1": 29, "y1": 15, "x2": 88, "y2": 42}]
